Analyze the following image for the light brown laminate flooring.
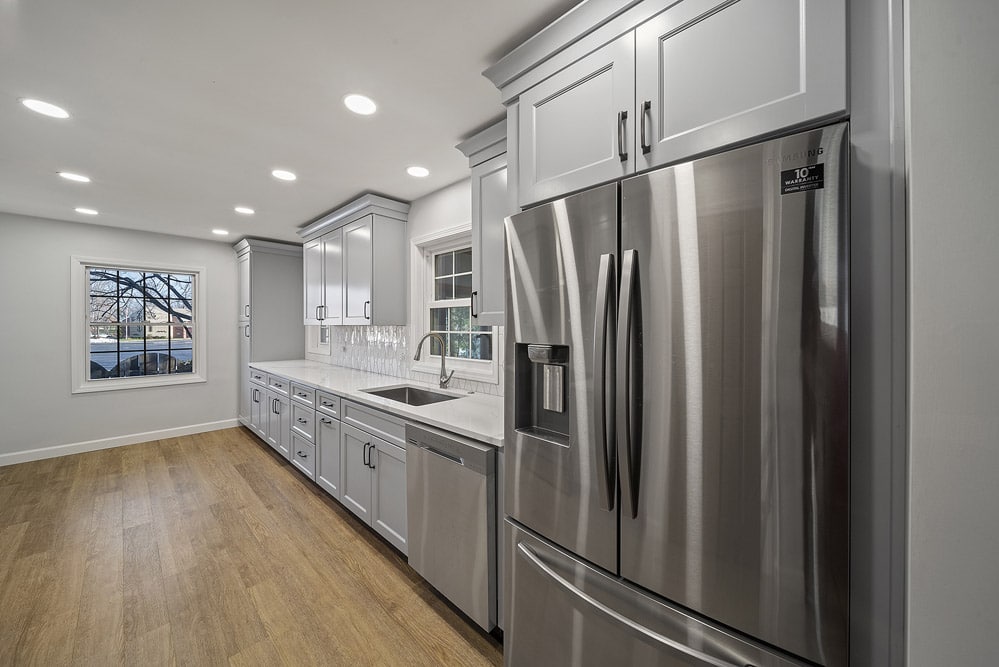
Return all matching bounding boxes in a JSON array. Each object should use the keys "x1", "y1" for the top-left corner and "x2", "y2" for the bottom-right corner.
[{"x1": 0, "y1": 427, "x2": 502, "y2": 666}]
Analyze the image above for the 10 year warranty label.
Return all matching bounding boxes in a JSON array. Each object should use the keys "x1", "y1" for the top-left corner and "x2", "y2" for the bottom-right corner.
[{"x1": 780, "y1": 163, "x2": 825, "y2": 195}]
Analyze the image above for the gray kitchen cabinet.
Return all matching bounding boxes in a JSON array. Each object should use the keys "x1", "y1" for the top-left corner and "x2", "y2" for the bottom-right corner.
[
  {"x1": 493, "y1": 0, "x2": 846, "y2": 207},
  {"x1": 303, "y1": 228, "x2": 343, "y2": 325},
  {"x1": 290, "y1": 433, "x2": 316, "y2": 480},
  {"x1": 371, "y1": 438, "x2": 407, "y2": 553},
  {"x1": 341, "y1": 422, "x2": 374, "y2": 523},
  {"x1": 342, "y1": 216, "x2": 374, "y2": 325},
  {"x1": 264, "y1": 389, "x2": 292, "y2": 461},
  {"x1": 298, "y1": 195, "x2": 409, "y2": 326},
  {"x1": 234, "y1": 239, "x2": 304, "y2": 425},
  {"x1": 339, "y1": 401, "x2": 408, "y2": 554},
  {"x1": 303, "y1": 237, "x2": 323, "y2": 325},
  {"x1": 247, "y1": 379, "x2": 266, "y2": 439},
  {"x1": 238, "y1": 254, "x2": 250, "y2": 323},
  {"x1": 517, "y1": 32, "x2": 635, "y2": 207},
  {"x1": 457, "y1": 121, "x2": 509, "y2": 327},
  {"x1": 634, "y1": 0, "x2": 846, "y2": 171},
  {"x1": 316, "y1": 414, "x2": 342, "y2": 498}
]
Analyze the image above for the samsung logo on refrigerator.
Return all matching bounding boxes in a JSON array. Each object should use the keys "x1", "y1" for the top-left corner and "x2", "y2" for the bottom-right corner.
[{"x1": 768, "y1": 146, "x2": 825, "y2": 165}]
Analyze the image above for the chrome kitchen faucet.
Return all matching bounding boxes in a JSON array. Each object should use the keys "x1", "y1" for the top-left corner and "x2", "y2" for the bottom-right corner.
[{"x1": 413, "y1": 333, "x2": 455, "y2": 389}]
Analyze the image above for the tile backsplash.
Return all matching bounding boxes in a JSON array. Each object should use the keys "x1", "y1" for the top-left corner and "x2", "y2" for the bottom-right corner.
[{"x1": 305, "y1": 325, "x2": 503, "y2": 396}]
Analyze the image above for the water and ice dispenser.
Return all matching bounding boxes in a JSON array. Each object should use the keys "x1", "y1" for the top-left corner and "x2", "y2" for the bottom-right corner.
[{"x1": 513, "y1": 343, "x2": 570, "y2": 442}]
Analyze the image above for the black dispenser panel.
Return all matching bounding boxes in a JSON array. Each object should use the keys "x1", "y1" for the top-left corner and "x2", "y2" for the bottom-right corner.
[{"x1": 513, "y1": 343, "x2": 570, "y2": 444}]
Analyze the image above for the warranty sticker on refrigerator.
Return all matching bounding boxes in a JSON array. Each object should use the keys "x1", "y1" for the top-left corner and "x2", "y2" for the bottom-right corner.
[{"x1": 780, "y1": 163, "x2": 825, "y2": 195}]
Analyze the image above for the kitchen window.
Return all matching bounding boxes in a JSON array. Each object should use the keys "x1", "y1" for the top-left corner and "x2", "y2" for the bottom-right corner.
[
  {"x1": 412, "y1": 231, "x2": 498, "y2": 384},
  {"x1": 71, "y1": 258, "x2": 207, "y2": 393}
]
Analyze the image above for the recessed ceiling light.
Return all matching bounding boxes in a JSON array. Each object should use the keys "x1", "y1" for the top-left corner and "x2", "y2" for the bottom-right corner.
[
  {"x1": 344, "y1": 94, "x2": 377, "y2": 116},
  {"x1": 212, "y1": 229, "x2": 230, "y2": 236},
  {"x1": 21, "y1": 98, "x2": 70, "y2": 119},
  {"x1": 75, "y1": 207, "x2": 98, "y2": 216},
  {"x1": 234, "y1": 206, "x2": 255, "y2": 215},
  {"x1": 407, "y1": 166, "x2": 430, "y2": 178},
  {"x1": 59, "y1": 171, "x2": 91, "y2": 183},
  {"x1": 272, "y1": 169, "x2": 297, "y2": 181}
]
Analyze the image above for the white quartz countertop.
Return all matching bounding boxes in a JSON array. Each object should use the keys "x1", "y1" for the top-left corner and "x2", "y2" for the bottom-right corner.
[{"x1": 249, "y1": 360, "x2": 504, "y2": 447}]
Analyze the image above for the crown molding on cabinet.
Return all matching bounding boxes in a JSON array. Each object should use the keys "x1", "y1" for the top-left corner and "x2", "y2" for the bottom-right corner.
[
  {"x1": 456, "y1": 120, "x2": 507, "y2": 167},
  {"x1": 233, "y1": 238, "x2": 304, "y2": 257},
  {"x1": 298, "y1": 194, "x2": 411, "y2": 242}
]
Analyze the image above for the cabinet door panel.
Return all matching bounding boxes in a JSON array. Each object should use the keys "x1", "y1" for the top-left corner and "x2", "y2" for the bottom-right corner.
[
  {"x1": 340, "y1": 424, "x2": 373, "y2": 522},
  {"x1": 518, "y1": 32, "x2": 634, "y2": 207},
  {"x1": 249, "y1": 384, "x2": 265, "y2": 437},
  {"x1": 304, "y1": 238, "x2": 324, "y2": 325},
  {"x1": 317, "y1": 417, "x2": 342, "y2": 498},
  {"x1": 322, "y1": 228, "x2": 343, "y2": 325},
  {"x1": 266, "y1": 392, "x2": 292, "y2": 460},
  {"x1": 239, "y1": 330, "x2": 251, "y2": 423},
  {"x1": 471, "y1": 154, "x2": 508, "y2": 327},
  {"x1": 238, "y1": 255, "x2": 250, "y2": 323},
  {"x1": 636, "y1": 0, "x2": 846, "y2": 169},
  {"x1": 372, "y1": 440, "x2": 407, "y2": 554},
  {"x1": 342, "y1": 216, "x2": 373, "y2": 325}
]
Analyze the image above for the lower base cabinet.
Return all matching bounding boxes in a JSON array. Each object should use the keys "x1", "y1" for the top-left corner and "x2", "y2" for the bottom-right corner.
[
  {"x1": 316, "y1": 415, "x2": 342, "y2": 498},
  {"x1": 246, "y1": 376, "x2": 292, "y2": 461},
  {"x1": 341, "y1": 422, "x2": 408, "y2": 554},
  {"x1": 264, "y1": 391, "x2": 291, "y2": 460},
  {"x1": 247, "y1": 369, "x2": 407, "y2": 556}
]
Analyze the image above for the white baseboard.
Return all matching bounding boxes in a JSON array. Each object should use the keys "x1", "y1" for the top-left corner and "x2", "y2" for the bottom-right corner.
[{"x1": 0, "y1": 419, "x2": 241, "y2": 467}]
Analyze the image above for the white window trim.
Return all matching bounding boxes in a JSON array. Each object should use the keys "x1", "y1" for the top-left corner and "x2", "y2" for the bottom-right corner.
[
  {"x1": 71, "y1": 256, "x2": 208, "y2": 393},
  {"x1": 409, "y1": 225, "x2": 499, "y2": 384},
  {"x1": 306, "y1": 325, "x2": 331, "y2": 356}
]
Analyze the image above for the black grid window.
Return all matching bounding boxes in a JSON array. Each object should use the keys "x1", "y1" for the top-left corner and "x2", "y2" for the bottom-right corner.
[
  {"x1": 428, "y1": 248, "x2": 492, "y2": 361},
  {"x1": 88, "y1": 267, "x2": 196, "y2": 380}
]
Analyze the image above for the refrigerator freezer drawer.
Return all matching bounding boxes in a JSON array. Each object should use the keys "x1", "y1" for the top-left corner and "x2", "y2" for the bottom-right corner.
[{"x1": 505, "y1": 519, "x2": 808, "y2": 667}]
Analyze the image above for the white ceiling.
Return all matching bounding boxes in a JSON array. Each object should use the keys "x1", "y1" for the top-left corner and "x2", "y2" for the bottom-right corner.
[{"x1": 0, "y1": 0, "x2": 579, "y2": 243}]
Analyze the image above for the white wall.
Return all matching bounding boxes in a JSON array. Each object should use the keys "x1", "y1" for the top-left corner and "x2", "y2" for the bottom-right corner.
[
  {"x1": 0, "y1": 213, "x2": 239, "y2": 463},
  {"x1": 906, "y1": 1, "x2": 999, "y2": 663}
]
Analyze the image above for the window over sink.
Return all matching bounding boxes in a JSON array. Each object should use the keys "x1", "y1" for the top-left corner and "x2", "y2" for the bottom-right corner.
[
  {"x1": 71, "y1": 257, "x2": 207, "y2": 393},
  {"x1": 411, "y1": 228, "x2": 499, "y2": 385}
]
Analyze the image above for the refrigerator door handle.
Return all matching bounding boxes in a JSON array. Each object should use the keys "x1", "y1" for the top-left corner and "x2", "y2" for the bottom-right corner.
[
  {"x1": 616, "y1": 249, "x2": 642, "y2": 519},
  {"x1": 517, "y1": 542, "x2": 734, "y2": 667},
  {"x1": 593, "y1": 253, "x2": 616, "y2": 511}
]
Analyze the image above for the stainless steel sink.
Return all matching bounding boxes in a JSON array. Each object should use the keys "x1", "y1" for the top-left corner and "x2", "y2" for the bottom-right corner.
[{"x1": 362, "y1": 385, "x2": 462, "y2": 406}]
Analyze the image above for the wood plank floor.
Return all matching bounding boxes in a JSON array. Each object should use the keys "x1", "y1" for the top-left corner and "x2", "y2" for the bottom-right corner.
[{"x1": 0, "y1": 427, "x2": 502, "y2": 666}]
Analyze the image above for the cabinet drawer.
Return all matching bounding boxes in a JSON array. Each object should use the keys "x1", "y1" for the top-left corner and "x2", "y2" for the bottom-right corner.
[
  {"x1": 267, "y1": 375, "x2": 290, "y2": 396},
  {"x1": 249, "y1": 368, "x2": 267, "y2": 386},
  {"x1": 316, "y1": 391, "x2": 341, "y2": 419},
  {"x1": 290, "y1": 434, "x2": 316, "y2": 480},
  {"x1": 342, "y1": 400, "x2": 405, "y2": 448},
  {"x1": 291, "y1": 403, "x2": 315, "y2": 441},
  {"x1": 291, "y1": 383, "x2": 316, "y2": 408}
]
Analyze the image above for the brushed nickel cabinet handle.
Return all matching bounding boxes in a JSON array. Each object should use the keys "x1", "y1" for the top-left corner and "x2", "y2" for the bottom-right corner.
[
  {"x1": 617, "y1": 110, "x2": 628, "y2": 162},
  {"x1": 640, "y1": 100, "x2": 652, "y2": 155}
]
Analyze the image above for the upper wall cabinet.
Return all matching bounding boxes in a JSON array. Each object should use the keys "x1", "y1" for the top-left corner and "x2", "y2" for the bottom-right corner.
[
  {"x1": 634, "y1": 0, "x2": 846, "y2": 171},
  {"x1": 304, "y1": 228, "x2": 343, "y2": 326},
  {"x1": 517, "y1": 33, "x2": 635, "y2": 207},
  {"x1": 299, "y1": 195, "x2": 409, "y2": 326},
  {"x1": 491, "y1": 0, "x2": 846, "y2": 208},
  {"x1": 457, "y1": 121, "x2": 510, "y2": 327}
]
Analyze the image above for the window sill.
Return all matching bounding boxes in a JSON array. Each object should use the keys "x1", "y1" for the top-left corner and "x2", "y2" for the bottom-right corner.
[{"x1": 72, "y1": 373, "x2": 207, "y2": 394}]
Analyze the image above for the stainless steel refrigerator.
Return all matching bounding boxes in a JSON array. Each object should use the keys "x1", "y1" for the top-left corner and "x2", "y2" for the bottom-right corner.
[{"x1": 503, "y1": 122, "x2": 849, "y2": 666}]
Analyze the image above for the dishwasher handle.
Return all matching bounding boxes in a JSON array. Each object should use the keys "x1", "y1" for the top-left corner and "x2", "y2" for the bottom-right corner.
[{"x1": 409, "y1": 439, "x2": 463, "y2": 466}]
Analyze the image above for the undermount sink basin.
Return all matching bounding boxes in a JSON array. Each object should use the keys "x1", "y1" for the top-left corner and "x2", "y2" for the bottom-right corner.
[{"x1": 362, "y1": 385, "x2": 461, "y2": 407}]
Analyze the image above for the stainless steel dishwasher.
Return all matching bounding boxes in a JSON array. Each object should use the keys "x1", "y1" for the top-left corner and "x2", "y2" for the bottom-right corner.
[{"x1": 406, "y1": 423, "x2": 496, "y2": 631}]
